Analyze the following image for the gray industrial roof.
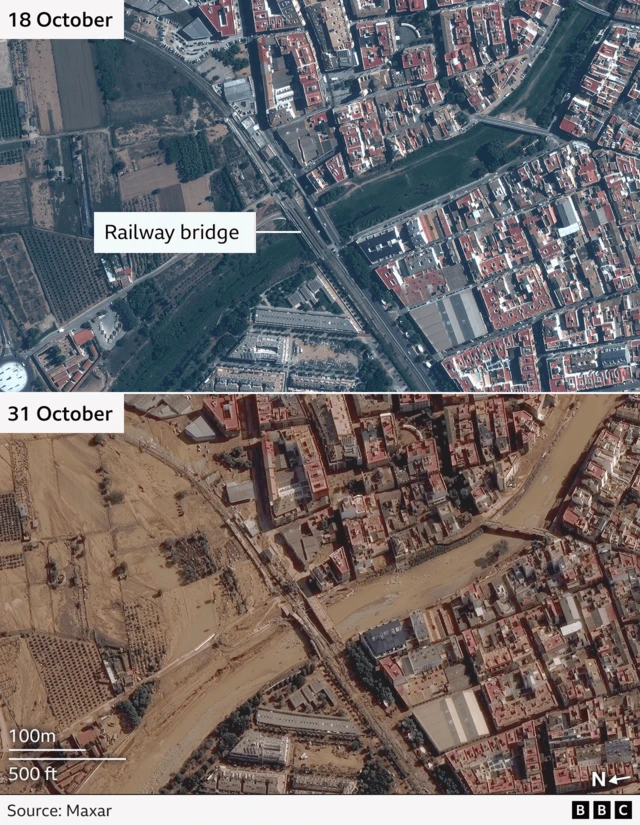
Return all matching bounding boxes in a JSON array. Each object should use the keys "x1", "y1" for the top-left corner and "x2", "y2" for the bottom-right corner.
[
  {"x1": 164, "y1": 0, "x2": 194, "y2": 9},
  {"x1": 126, "y1": 0, "x2": 193, "y2": 13},
  {"x1": 226, "y1": 480, "x2": 255, "y2": 504},
  {"x1": 256, "y1": 708, "x2": 358, "y2": 736},
  {"x1": 224, "y1": 78, "x2": 254, "y2": 104},
  {"x1": 184, "y1": 415, "x2": 218, "y2": 441},
  {"x1": 556, "y1": 196, "x2": 580, "y2": 228},
  {"x1": 125, "y1": 0, "x2": 161, "y2": 10},
  {"x1": 413, "y1": 689, "x2": 490, "y2": 753},
  {"x1": 180, "y1": 17, "x2": 212, "y2": 39},
  {"x1": 409, "y1": 287, "x2": 488, "y2": 353},
  {"x1": 125, "y1": 394, "x2": 192, "y2": 418},
  {"x1": 254, "y1": 306, "x2": 356, "y2": 334}
]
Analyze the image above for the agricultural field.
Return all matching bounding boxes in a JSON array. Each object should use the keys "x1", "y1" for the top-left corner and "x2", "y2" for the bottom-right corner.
[
  {"x1": 51, "y1": 41, "x2": 105, "y2": 131},
  {"x1": 95, "y1": 40, "x2": 219, "y2": 135},
  {"x1": 0, "y1": 143, "x2": 25, "y2": 183},
  {"x1": 96, "y1": 40, "x2": 187, "y2": 102},
  {"x1": 48, "y1": 138, "x2": 84, "y2": 235},
  {"x1": 122, "y1": 193, "x2": 160, "y2": 213},
  {"x1": 119, "y1": 162, "x2": 181, "y2": 201},
  {"x1": 112, "y1": 111, "x2": 202, "y2": 147},
  {"x1": 0, "y1": 421, "x2": 285, "y2": 778},
  {"x1": 115, "y1": 128, "x2": 235, "y2": 210},
  {"x1": 24, "y1": 142, "x2": 55, "y2": 230},
  {"x1": 0, "y1": 428, "x2": 269, "y2": 745},
  {"x1": 23, "y1": 137, "x2": 88, "y2": 235},
  {"x1": 0, "y1": 233, "x2": 52, "y2": 329},
  {"x1": 20, "y1": 228, "x2": 109, "y2": 322},
  {"x1": 26, "y1": 40, "x2": 64, "y2": 135},
  {"x1": 0, "y1": 144, "x2": 22, "y2": 167},
  {"x1": 0, "y1": 87, "x2": 20, "y2": 139},
  {"x1": 0, "y1": 179, "x2": 30, "y2": 227},
  {"x1": 158, "y1": 184, "x2": 186, "y2": 211},
  {"x1": 0, "y1": 41, "x2": 12, "y2": 88},
  {"x1": 163, "y1": 132, "x2": 214, "y2": 183},
  {"x1": 182, "y1": 175, "x2": 213, "y2": 212},
  {"x1": 0, "y1": 162, "x2": 24, "y2": 183},
  {"x1": 84, "y1": 131, "x2": 121, "y2": 214},
  {"x1": 109, "y1": 94, "x2": 182, "y2": 131}
]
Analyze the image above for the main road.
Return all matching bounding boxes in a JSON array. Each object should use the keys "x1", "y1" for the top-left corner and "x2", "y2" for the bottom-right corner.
[{"x1": 126, "y1": 32, "x2": 433, "y2": 390}]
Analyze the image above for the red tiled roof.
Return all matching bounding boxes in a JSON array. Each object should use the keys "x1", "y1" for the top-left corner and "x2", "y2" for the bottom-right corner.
[{"x1": 73, "y1": 329, "x2": 94, "y2": 347}]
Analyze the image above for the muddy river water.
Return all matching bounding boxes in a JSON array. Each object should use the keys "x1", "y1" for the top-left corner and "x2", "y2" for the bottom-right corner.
[{"x1": 326, "y1": 394, "x2": 619, "y2": 637}]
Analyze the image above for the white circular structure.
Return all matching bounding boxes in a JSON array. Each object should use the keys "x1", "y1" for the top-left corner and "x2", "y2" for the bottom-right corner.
[{"x1": 0, "y1": 359, "x2": 29, "y2": 392}]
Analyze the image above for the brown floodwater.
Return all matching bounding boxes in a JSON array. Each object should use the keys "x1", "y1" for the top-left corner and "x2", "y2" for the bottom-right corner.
[
  {"x1": 501, "y1": 394, "x2": 617, "y2": 529},
  {"x1": 326, "y1": 395, "x2": 619, "y2": 637}
]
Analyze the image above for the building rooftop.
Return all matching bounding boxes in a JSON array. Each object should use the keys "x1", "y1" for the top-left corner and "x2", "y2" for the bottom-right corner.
[
  {"x1": 362, "y1": 619, "x2": 408, "y2": 658},
  {"x1": 413, "y1": 688, "x2": 490, "y2": 753}
]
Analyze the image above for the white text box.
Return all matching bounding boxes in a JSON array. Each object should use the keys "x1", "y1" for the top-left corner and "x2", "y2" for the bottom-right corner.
[
  {"x1": 94, "y1": 212, "x2": 257, "y2": 254},
  {"x1": 0, "y1": 393, "x2": 124, "y2": 433},
  {"x1": 0, "y1": 1, "x2": 124, "y2": 39}
]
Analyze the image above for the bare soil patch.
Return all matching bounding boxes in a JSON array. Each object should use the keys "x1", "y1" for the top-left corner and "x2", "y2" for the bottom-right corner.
[
  {"x1": 181, "y1": 174, "x2": 213, "y2": 212},
  {"x1": 51, "y1": 40, "x2": 105, "y2": 131},
  {"x1": 119, "y1": 163, "x2": 180, "y2": 201},
  {"x1": 0, "y1": 162, "x2": 25, "y2": 183}
]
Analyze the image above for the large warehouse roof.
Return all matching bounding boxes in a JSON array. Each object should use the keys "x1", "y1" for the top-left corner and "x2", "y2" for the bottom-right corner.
[
  {"x1": 254, "y1": 307, "x2": 356, "y2": 334},
  {"x1": 413, "y1": 689, "x2": 489, "y2": 753},
  {"x1": 256, "y1": 708, "x2": 358, "y2": 736},
  {"x1": 409, "y1": 287, "x2": 487, "y2": 353}
]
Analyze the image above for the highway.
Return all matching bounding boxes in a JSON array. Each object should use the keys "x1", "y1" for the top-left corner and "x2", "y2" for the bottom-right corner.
[
  {"x1": 18, "y1": 8, "x2": 599, "y2": 390},
  {"x1": 279, "y1": 195, "x2": 436, "y2": 389},
  {"x1": 20, "y1": 30, "x2": 540, "y2": 391},
  {"x1": 574, "y1": 0, "x2": 612, "y2": 16}
]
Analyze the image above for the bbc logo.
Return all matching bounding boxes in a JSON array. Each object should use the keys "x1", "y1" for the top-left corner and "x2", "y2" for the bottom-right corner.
[{"x1": 573, "y1": 802, "x2": 633, "y2": 820}]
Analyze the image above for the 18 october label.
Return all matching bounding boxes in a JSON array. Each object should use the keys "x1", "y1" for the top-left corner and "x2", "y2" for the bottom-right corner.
[{"x1": 0, "y1": 1, "x2": 124, "y2": 38}]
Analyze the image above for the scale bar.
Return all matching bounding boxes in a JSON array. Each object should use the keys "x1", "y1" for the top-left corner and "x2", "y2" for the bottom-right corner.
[
  {"x1": 9, "y1": 757, "x2": 126, "y2": 762},
  {"x1": 256, "y1": 230, "x2": 302, "y2": 234},
  {"x1": 8, "y1": 748, "x2": 87, "y2": 752}
]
